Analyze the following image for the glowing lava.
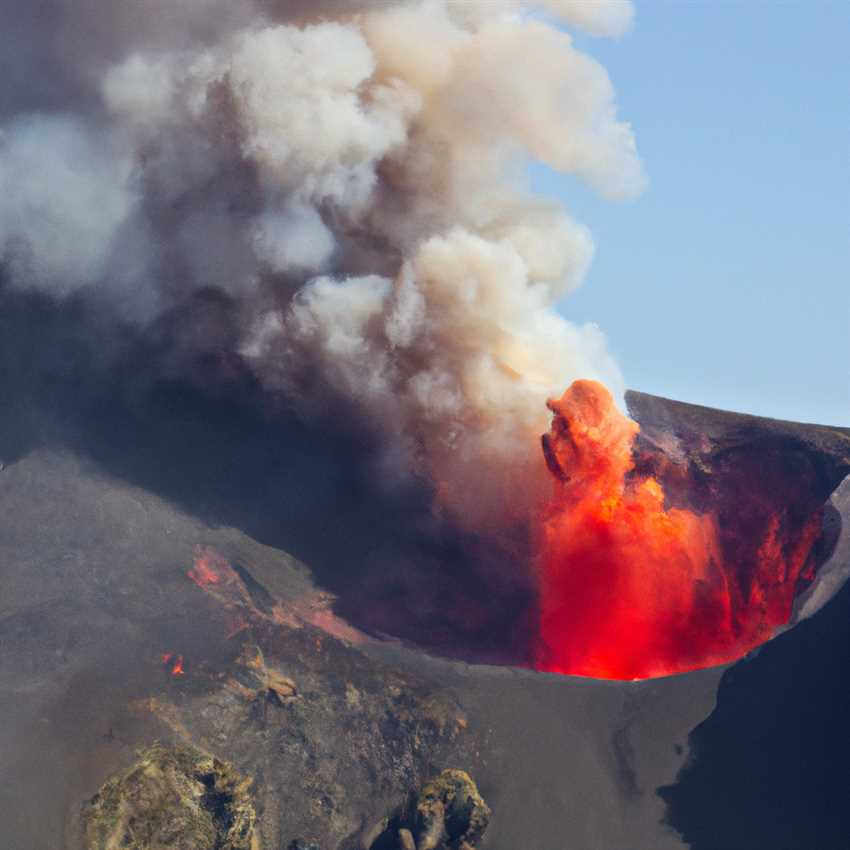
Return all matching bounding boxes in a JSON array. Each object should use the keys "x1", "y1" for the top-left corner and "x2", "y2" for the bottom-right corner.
[
  {"x1": 161, "y1": 653, "x2": 186, "y2": 676},
  {"x1": 535, "y1": 380, "x2": 821, "y2": 680},
  {"x1": 188, "y1": 547, "x2": 227, "y2": 587}
]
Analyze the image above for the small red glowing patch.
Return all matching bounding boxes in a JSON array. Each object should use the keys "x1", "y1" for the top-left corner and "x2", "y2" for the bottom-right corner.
[
  {"x1": 160, "y1": 652, "x2": 185, "y2": 676},
  {"x1": 535, "y1": 380, "x2": 820, "y2": 680},
  {"x1": 187, "y1": 545, "x2": 367, "y2": 646},
  {"x1": 188, "y1": 548, "x2": 227, "y2": 587}
]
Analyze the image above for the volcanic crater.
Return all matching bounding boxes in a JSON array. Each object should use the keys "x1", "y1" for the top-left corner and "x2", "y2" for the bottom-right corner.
[{"x1": 1, "y1": 363, "x2": 847, "y2": 849}]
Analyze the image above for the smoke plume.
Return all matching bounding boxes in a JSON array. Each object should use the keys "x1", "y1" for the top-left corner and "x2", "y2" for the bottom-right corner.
[{"x1": 0, "y1": 0, "x2": 643, "y2": 535}]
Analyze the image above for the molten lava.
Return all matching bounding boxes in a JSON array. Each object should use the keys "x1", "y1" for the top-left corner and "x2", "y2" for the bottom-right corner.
[
  {"x1": 535, "y1": 380, "x2": 821, "y2": 680},
  {"x1": 161, "y1": 653, "x2": 185, "y2": 676},
  {"x1": 187, "y1": 546, "x2": 367, "y2": 645}
]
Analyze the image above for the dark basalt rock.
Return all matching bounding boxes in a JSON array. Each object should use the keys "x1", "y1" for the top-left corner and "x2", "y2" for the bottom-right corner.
[{"x1": 626, "y1": 389, "x2": 850, "y2": 515}]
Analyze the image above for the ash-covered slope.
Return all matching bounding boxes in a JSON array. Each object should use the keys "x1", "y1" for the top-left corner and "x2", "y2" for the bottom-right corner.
[
  {"x1": 0, "y1": 391, "x2": 847, "y2": 850},
  {"x1": 0, "y1": 448, "x2": 721, "y2": 850}
]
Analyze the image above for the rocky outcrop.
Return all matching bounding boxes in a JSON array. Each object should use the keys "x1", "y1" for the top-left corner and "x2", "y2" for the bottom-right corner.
[
  {"x1": 367, "y1": 770, "x2": 490, "y2": 850},
  {"x1": 412, "y1": 770, "x2": 490, "y2": 850},
  {"x1": 84, "y1": 744, "x2": 256, "y2": 850},
  {"x1": 84, "y1": 743, "x2": 490, "y2": 850}
]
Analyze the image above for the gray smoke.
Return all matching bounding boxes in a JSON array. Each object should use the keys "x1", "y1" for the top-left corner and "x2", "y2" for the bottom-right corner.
[{"x1": 0, "y1": 0, "x2": 644, "y2": 532}]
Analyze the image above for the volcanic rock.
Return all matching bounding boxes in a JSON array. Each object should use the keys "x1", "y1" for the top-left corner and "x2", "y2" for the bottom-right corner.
[
  {"x1": 412, "y1": 769, "x2": 490, "y2": 850},
  {"x1": 368, "y1": 769, "x2": 490, "y2": 850},
  {"x1": 83, "y1": 743, "x2": 256, "y2": 850}
]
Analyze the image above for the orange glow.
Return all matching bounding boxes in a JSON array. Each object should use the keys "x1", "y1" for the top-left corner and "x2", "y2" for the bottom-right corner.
[
  {"x1": 187, "y1": 545, "x2": 367, "y2": 646},
  {"x1": 187, "y1": 548, "x2": 227, "y2": 587},
  {"x1": 535, "y1": 380, "x2": 820, "y2": 680},
  {"x1": 161, "y1": 652, "x2": 185, "y2": 676}
]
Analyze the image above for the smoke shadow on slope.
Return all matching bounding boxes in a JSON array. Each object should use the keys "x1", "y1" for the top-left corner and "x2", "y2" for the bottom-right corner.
[{"x1": 0, "y1": 284, "x2": 537, "y2": 665}]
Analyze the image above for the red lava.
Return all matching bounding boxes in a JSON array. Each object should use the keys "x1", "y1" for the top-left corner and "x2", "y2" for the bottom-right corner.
[{"x1": 535, "y1": 380, "x2": 820, "y2": 680}]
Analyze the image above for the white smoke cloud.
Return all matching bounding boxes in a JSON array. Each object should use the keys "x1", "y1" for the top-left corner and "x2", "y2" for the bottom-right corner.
[
  {"x1": 254, "y1": 201, "x2": 336, "y2": 273},
  {"x1": 543, "y1": 0, "x2": 635, "y2": 38},
  {"x1": 228, "y1": 23, "x2": 417, "y2": 207},
  {"x1": 0, "y1": 0, "x2": 644, "y2": 532},
  {"x1": 0, "y1": 116, "x2": 136, "y2": 294}
]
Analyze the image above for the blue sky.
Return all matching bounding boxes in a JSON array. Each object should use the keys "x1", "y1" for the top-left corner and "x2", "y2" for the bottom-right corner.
[{"x1": 532, "y1": 1, "x2": 849, "y2": 426}]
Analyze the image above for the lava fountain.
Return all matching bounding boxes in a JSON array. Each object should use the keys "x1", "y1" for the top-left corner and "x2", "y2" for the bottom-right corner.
[{"x1": 535, "y1": 380, "x2": 822, "y2": 680}]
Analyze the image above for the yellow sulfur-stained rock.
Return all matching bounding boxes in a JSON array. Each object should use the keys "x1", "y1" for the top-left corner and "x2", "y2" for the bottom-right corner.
[
  {"x1": 84, "y1": 743, "x2": 256, "y2": 850},
  {"x1": 366, "y1": 769, "x2": 490, "y2": 850},
  {"x1": 413, "y1": 770, "x2": 490, "y2": 850}
]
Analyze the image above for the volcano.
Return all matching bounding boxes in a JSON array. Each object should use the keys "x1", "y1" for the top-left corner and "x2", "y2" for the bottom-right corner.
[
  {"x1": 1, "y1": 2, "x2": 845, "y2": 847},
  {"x1": 0, "y1": 383, "x2": 847, "y2": 850}
]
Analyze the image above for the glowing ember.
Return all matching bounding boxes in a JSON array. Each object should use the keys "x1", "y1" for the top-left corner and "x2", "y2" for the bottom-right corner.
[
  {"x1": 535, "y1": 380, "x2": 821, "y2": 680},
  {"x1": 187, "y1": 547, "x2": 228, "y2": 587},
  {"x1": 161, "y1": 652, "x2": 185, "y2": 676},
  {"x1": 187, "y1": 545, "x2": 367, "y2": 646}
]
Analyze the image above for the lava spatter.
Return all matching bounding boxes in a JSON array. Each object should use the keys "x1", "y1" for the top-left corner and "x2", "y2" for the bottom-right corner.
[{"x1": 535, "y1": 380, "x2": 821, "y2": 680}]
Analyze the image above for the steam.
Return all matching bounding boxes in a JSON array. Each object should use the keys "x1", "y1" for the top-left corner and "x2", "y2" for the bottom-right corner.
[
  {"x1": 0, "y1": 116, "x2": 136, "y2": 295},
  {"x1": 0, "y1": 0, "x2": 644, "y2": 532}
]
